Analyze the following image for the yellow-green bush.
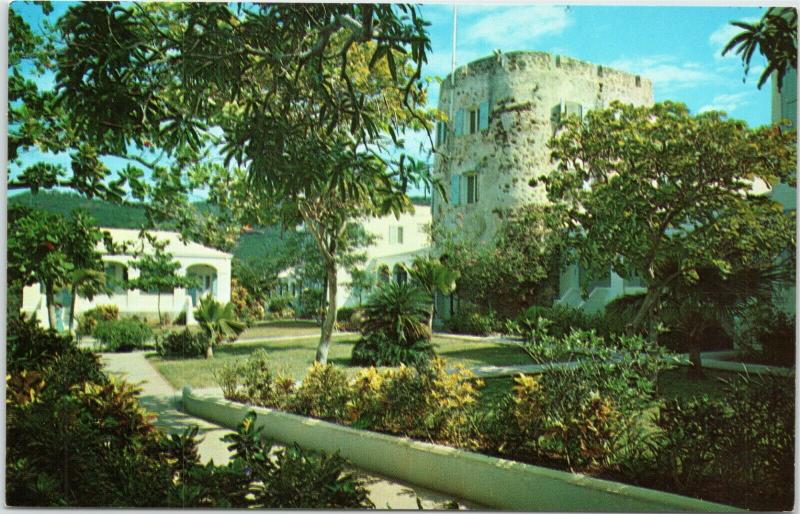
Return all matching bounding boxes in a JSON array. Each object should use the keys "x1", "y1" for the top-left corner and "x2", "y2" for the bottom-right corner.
[{"x1": 292, "y1": 363, "x2": 351, "y2": 421}]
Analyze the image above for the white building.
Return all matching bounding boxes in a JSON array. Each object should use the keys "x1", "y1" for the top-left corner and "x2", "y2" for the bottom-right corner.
[
  {"x1": 21, "y1": 228, "x2": 232, "y2": 329},
  {"x1": 278, "y1": 206, "x2": 431, "y2": 309}
]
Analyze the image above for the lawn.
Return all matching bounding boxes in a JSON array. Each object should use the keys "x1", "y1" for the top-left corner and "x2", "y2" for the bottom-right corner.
[{"x1": 149, "y1": 336, "x2": 532, "y2": 389}]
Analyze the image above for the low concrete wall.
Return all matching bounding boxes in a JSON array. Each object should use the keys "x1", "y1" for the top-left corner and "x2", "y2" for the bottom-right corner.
[{"x1": 183, "y1": 387, "x2": 739, "y2": 512}]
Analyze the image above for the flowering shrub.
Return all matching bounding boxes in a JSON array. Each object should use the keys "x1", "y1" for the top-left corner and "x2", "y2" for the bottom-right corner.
[{"x1": 292, "y1": 363, "x2": 351, "y2": 421}]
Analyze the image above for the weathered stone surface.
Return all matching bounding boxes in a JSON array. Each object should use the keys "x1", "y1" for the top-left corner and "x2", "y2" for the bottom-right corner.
[{"x1": 433, "y1": 51, "x2": 654, "y2": 243}]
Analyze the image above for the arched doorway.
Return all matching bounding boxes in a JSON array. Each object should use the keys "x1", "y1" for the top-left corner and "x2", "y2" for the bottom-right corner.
[
  {"x1": 187, "y1": 264, "x2": 218, "y2": 305},
  {"x1": 392, "y1": 264, "x2": 408, "y2": 285}
]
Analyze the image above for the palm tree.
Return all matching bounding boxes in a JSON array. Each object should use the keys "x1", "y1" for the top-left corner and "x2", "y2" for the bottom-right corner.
[
  {"x1": 660, "y1": 259, "x2": 791, "y2": 377},
  {"x1": 194, "y1": 295, "x2": 246, "y2": 359},
  {"x1": 403, "y1": 256, "x2": 460, "y2": 333},
  {"x1": 723, "y1": 7, "x2": 797, "y2": 89}
]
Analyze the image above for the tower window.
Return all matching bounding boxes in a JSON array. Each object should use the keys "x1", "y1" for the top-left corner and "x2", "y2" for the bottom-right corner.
[
  {"x1": 469, "y1": 108, "x2": 479, "y2": 134},
  {"x1": 466, "y1": 175, "x2": 479, "y2": 204}
]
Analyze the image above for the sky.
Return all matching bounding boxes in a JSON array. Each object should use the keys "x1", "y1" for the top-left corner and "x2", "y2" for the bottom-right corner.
[{"x1": 11, "y1": 2, "x2": 774, "y2": 198}]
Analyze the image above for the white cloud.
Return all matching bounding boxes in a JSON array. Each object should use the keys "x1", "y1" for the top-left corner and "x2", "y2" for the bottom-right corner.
[
  {"x1": 608, "y1": 55, "x2": 721, "y2": 92},
  {"x1": 708, "y1": 17, "x2": 758, "y2": 61},
  {"x1": 699, "y1": 91, "x2": 753, "y2": 114},
  {"x1": 464, "y1": 5, "x2": 571, "y2": 47}
]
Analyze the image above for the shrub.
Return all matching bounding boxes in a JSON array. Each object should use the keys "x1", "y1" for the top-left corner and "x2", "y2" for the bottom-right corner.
[
  {"x1": 77, "y1": 304, "x2": 120, "y2": 336},
  {"x1": 514, "y1": 332, "x2": 678, "y2": 471},
  {"x1": 335, "y1": 307, "x2": 363, "y2": 332},
  {"x1": 519, "y1": 304, "x2": 596, "y2": 340},
  {"x1": 239, "y1": 350, "x2": 295, "y2": 409},
  {"x1": 267, "y1": 294, "x2": 295, "y2": 317},
  {"x1": 336, "y1": 306, "x2": 356, "y2": 322},
  {"x1": 737, "y1": 303, "x2": 795, "y2": 366},
  {"x1": 231, "y1": 278, "x2": 265, "y2": 326},
  {"x1": 444, "y1": 308, "x2": 498, "y2": 336},
  {"x1": 174, "y1": 310, "x2": 187, "y2": 325},
  {"x1": 155, "y1": 329, "x2": 208, "y2": 358},
  {"x1": 654, "y1": 374, "x2": 794, "y2": 510},
  {"x1": 7, "y1": 315, "x2": 74, "y2": 373},
  {"x1": 194, "y1": 296, "x2": 246, "y2": 358},
  {"x1": 293, "y1": 363, "x2": 351, "y2": 421},
  {"x1": 93, "y1": 318, "x2": 153, "y2": 352},
  {"x1": 351, "y1": 331, "x2": 433, "y2": 367}
]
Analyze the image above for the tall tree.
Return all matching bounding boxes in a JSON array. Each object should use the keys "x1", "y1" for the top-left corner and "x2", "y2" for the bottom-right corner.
[
  {"x1": 723, "y1": 7, "x2": 797, "y2": 89},
  {"x1": 546, "y1": 101, "x2": 796, "y2": 369},
  {"x1": 55, "y1": 3, "x2": 438, "y2": 363}
]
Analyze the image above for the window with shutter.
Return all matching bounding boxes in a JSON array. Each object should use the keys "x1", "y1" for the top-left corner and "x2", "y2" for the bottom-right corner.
[
  {"x1": 469, "y1": 109, "x2": 478, "y2": 134},
  {"x1": 454, "y1": 110, "x2": 464, "y2": 136},
  {"x1": 479, "y1": 100, "x2": 489, "y2": 131},
  {"x1": 397, "y1": 226, "x2": 404, "y2": 244},
  {"x1": 450, "y1": 175, "x2": 461, "y2": 205},
  {"x1": 466, "y1": 175, "x2": 479, "y2": 204}
]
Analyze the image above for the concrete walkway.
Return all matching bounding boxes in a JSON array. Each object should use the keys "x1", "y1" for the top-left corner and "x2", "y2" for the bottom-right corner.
[{"x1": 101, "y1": 351, "x2": 482, "y2": 510}]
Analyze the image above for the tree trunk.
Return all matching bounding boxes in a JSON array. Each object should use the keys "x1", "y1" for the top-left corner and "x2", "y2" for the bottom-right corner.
[
  {"x1": 206, "y1": 342, "x2": 214, "y2": 359},
  {"x1": 316, "y1": 263, "x2": 337, "y2": 364},
  {"x1": 428, "y1": 305, "x2": 435, "y2": 336},
  {"x1": 68, "y1": 283, "x2": 78, "y2": 335},
  {"x1": 45, "y1": 284, "x2": 57, "y2": 330},
  {"x1": 687, "y1": 345, "x2": 705, "y2": 378}
]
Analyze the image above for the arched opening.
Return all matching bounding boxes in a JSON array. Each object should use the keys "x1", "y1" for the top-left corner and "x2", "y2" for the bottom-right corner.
[
  {"x1": 187, "y1": 264, "x2": 218, "y2": 305},
  {"x1": 392, "y1": 264, "x2": 408, "y2": 286},
  {"x1": 104, "y1": 261, "x2": 128, "y2": 294},
  {"x1": 378, "y1": 264, "x2": 391, "y2": 284}
]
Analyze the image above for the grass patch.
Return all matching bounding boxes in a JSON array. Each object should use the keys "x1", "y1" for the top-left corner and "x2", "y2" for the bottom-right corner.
[{"x1": 150, "y1": 336, "x2": 534, "y2": 389}]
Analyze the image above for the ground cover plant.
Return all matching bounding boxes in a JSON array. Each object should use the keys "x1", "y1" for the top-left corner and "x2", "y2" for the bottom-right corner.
[
  {"x1": 217, "y1": 329, "x2": 794, "y2": 510},
  {"x1": 6, "y1": 315, "x2": 374, "y2": 508}
]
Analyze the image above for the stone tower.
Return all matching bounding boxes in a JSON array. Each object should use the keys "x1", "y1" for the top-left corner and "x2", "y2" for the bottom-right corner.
[{"x1": 431, "y1": 51, "x2": 654, "y2": 243}]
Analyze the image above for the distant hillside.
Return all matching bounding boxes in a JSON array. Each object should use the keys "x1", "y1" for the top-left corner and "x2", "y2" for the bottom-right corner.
[{"x1": 8, "y1": 191, "x2": 150, "y2": 229}]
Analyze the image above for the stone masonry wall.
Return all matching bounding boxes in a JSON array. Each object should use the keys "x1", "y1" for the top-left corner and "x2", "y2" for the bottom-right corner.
[{"x1": 432, "y1": 51, "x2": 654, "y2": 243}]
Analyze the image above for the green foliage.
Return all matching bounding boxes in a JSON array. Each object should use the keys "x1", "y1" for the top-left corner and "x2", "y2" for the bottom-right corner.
[
  {"x1": 547, "y1": 101, "x2": 796, "y2": 335},
  {"x1": 76, "y1": 304, "x2": 119, "y2": 336},
  {"x1": 293, "y1": 363, "x2": 352, "y2": 421},
  {"x1": 194, "y1": 295, "x2": 246, "y2": 357},
  {"x1": 267, "y1": 294, "x2": 296, "y2": 317},
  {"x1": 654, "y1": 374, "x2": 794, "y2": 510},
  {"x1": 215, "y1": 350, "x2": 296, "y2": 409},
  {"x1": 354, "y1": 282, "x2": 434, "y2": 366},
  {"x1": 155, "y1": 329, "x2": 209, "y2": 359},
  {"x1": 434, "y1": 204, "x2": 566, "y2": 319},
  {"x1": 444, "y1": 307, "x2": 498, "y2": 336},
  {"x1": 351, "y1": 331, "x2": 434, "y2": 367},
  {"x1": 7, "y1": 314, "x2": 74, "y2": 373},
  {"x1": 221, "y1": 413, "x2": 374, "y2": 509},
  {"x1": 518, "y1": 304, "x2": 597, "y2": 341},
  {"x1": 722, "y1": 7, "x2": 797, "y2": 89},
  {"x1": 9, "y1": 191, "x2": 150, "y2": 229},
  {"x1": 230, "y1": 277, "x2": 265, "y2": 326},
  {"x1": 336, "y1": 306, "x2": 357, "y2": 322},
  {"x1": 737, "y1": 302, "x2": 796, "y2": 366},
  {"x1": 361, "y1": 282, "x2": 431, "y2": 345},
  {"x1": 93, "y1": 318, "x2": 153, "y2": 352}
]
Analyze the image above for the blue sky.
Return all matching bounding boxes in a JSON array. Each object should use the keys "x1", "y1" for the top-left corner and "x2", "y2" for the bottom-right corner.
[
  {"x1": 11, "y1": 3, "x2": 773, "y2": 198},
  {"x1": 417, "y1": 4, "x2": 771, "y2": 125}
]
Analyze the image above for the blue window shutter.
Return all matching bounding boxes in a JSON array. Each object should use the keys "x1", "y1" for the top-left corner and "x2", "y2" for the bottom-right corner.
[
  {"x1": 450, "y1": 175, "x2": 461, "y2": 205},
  {"x1": 479, "y1": 100, "x2": 489, "y2": 131},
  {"x1": 454, "y1": 110, "x2": 464, "y2": 136}
]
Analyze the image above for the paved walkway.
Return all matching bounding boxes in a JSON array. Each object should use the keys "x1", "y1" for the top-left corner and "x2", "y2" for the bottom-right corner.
[{"x1": 101, "y1": 351, "x2": 482, "y2": 510}]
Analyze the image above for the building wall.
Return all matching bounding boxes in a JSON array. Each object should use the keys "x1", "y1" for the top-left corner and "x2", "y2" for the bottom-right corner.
[
  {"x1": 278, "y1": 207, "x2": 432, "y2": 310},
  {"x1": 770, "y1": 67, "x2": 797, "y2": 315},
  {"x1": 431, "y1": 51, "x2": 653, "y2": 314},
  {"x1": 21, "y1": 230, "x2": 232, "y2": 329},
  {"x1": 432, "y1": 51, "x2": 653, "y2": 244}
]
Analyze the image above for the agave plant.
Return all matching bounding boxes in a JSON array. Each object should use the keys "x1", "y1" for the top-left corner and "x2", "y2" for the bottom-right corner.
[
  {"x1": 194, "y1": 295, "x2": 246, "y2": 359},
  {"x1": 361, "y1": 282, "x2": 431, "y2": 346}
]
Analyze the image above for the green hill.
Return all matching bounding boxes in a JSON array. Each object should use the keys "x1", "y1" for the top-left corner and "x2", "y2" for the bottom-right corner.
[{"x1": 8, "y1": 191, "x2": 150, "y2": 229}]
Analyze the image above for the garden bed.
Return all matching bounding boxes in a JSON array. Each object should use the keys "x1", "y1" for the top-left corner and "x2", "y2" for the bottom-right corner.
[{"x1": 183, "y1": 387, "x2": 737, "y2": 512}]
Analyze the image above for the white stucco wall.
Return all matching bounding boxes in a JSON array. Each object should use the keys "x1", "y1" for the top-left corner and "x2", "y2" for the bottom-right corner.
[{"x1": 21, "y1": 228, "x2": 232, "y2": 328}]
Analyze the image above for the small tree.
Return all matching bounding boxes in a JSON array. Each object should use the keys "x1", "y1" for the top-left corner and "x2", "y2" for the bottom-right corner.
[
  {"x1": 194, "y1": 295, "x2": 246, "y2": 359},
  {"x1": 127, "y1": 236, "x2": 197, "y2": 325},
  {"x1": 348, "y1": 268, "x2": 376, "y2": 306}
]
